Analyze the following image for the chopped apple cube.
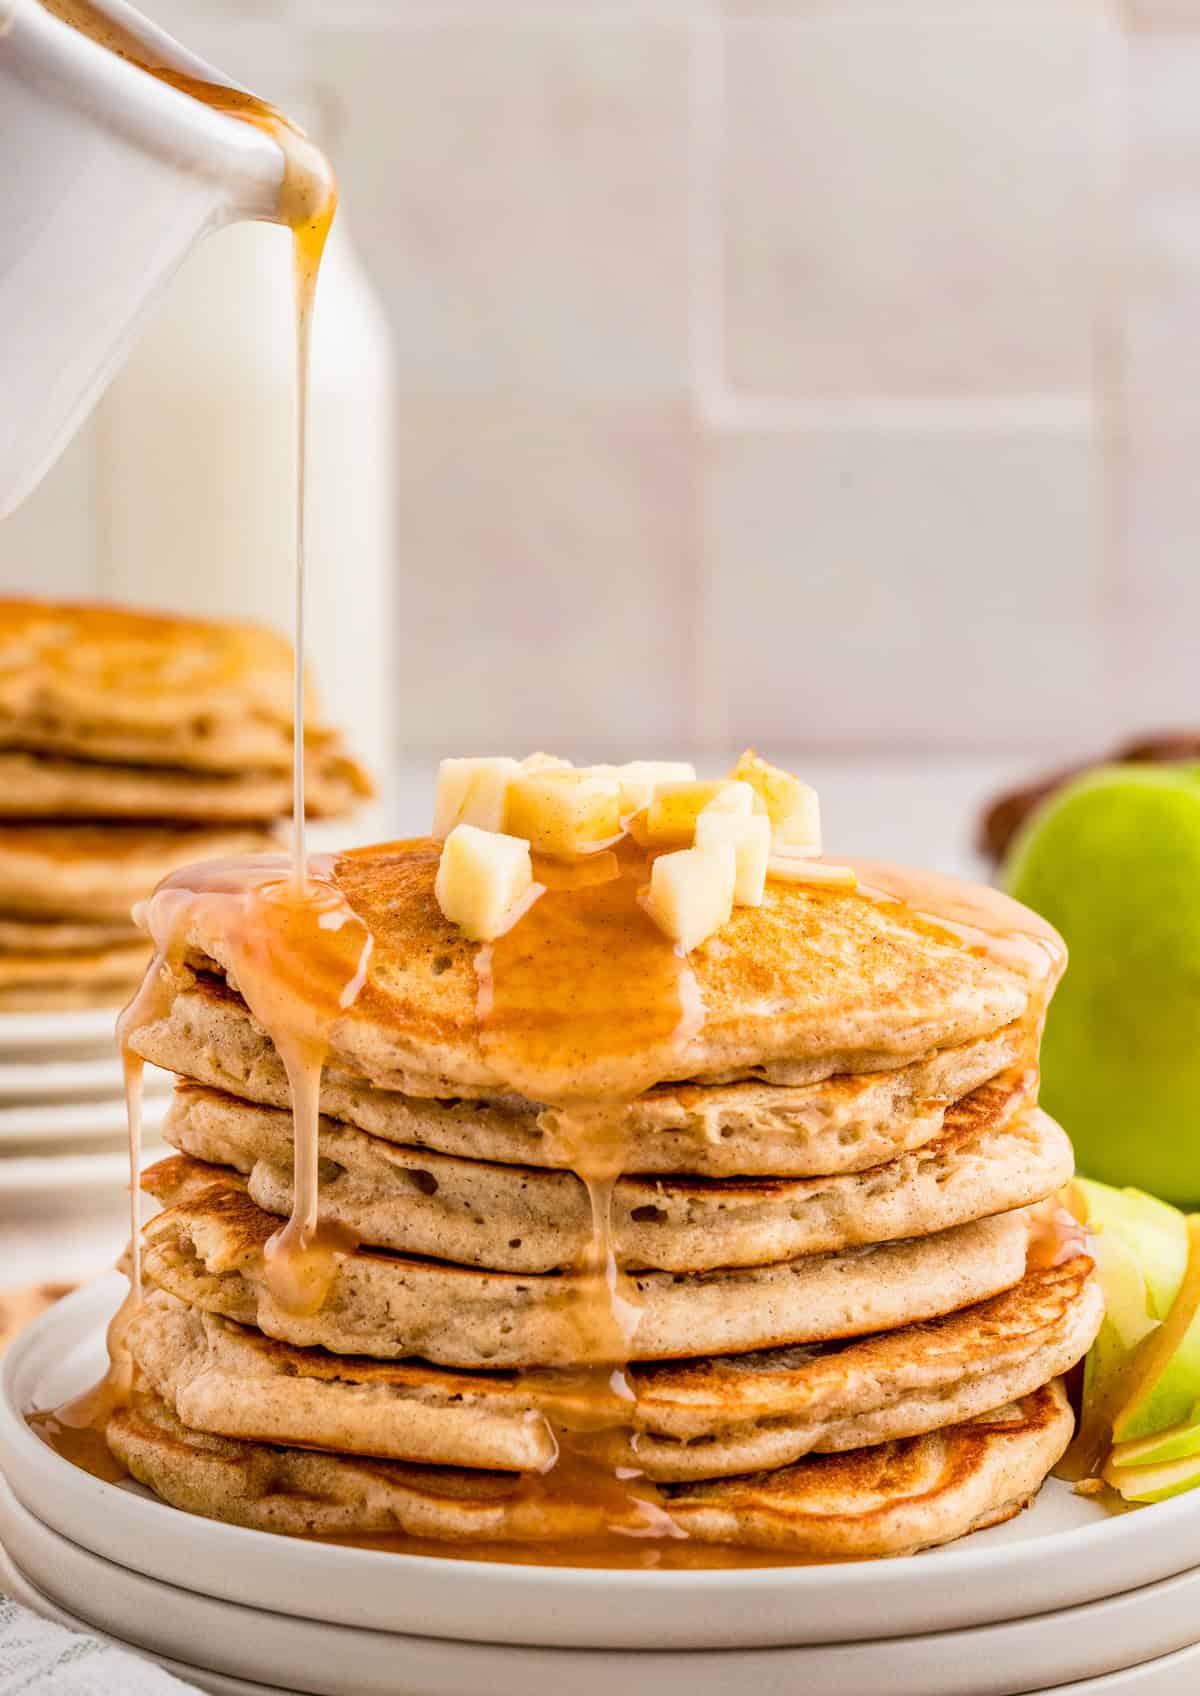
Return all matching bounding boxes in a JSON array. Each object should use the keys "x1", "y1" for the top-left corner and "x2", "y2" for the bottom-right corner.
[
  {"x1": 730, "y1": 750, "x2": 821, "y2": 855},
  {"x1": 584, "y1": 760, "x2": 696, "y2": 816},
  {"x1": 433, "y1": 757, "x2": 521, "y2": 838},
  {"x1": 505, "y1": 769, "x2": 622, "y2": 859},
  {"x1": 644, "y1": 781, "x2": 753, "y2": 847},
  {"x1": 641, "y1": 844, "x2": 736, "y2": 952},
  {"x1": 767, "y1": 857, "x2": 857, "y2": 892},
  {"x1": 435, "y1": 825, "x2": 538, "y2": 941},
  {"x1": 696, "y1": 808, "x2": 771, "y2": 906}
]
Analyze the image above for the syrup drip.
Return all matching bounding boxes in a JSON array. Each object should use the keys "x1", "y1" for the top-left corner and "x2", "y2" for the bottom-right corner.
[
  {"x1": 120, "y1": 855, "x2": 372, "y2": 1314},
  {"x1": 1025, "y1": 1203, "x2": 1091, "y2": 1275},
  {"x1": 475, "y1": 841, "x2": 699, "y2": 1542}
]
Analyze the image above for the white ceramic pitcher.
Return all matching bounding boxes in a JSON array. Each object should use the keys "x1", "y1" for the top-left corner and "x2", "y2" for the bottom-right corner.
[{"x1": 0, "y1": 0, "x2": 285, "y2": 517}]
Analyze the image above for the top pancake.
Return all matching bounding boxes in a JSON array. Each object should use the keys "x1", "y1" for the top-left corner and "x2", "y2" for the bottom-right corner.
[
  {"x1": 0, "y1": 599, "x2": 371, "y2": 799},
  {"x1": 142, "y1": 840, "x2": 1053, "y2": 1099}
]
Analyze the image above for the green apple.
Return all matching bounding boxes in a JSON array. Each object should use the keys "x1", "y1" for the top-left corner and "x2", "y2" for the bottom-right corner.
[{"x1": 1006, "y1": 764, "x2": 1200, "y2": 1204}]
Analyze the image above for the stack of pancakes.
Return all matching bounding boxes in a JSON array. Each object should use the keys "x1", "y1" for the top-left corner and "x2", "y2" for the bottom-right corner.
[
  {"x1": 0, "y1": 599, "x2": 370, "y2": 1009},
  {"x1": 113, "y1": 844, "x2": 1102, "y2": 1559}
]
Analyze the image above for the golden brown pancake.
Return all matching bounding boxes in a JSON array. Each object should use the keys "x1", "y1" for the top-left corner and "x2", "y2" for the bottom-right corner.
[
  {"x1": 105, "y1": 1377, "x2": 1075, "y2": 1555},
  {"x1": 137, "y1": 1156, "x2": 1034, "y2": 1369},
  {"x1": 134, "y1": 840, "x2": 1046, "y2": 1098},
  {"x1": 0, "y1": 598, "x2": 369, "y2": 786},
  {"x1": 0, "y1": 941, "x2": 149, "y2": 1008},
  {"x1": 0, "y1": 822, "x2": 277, "y2": 921},
  {"x1": 132, "y1": 976, "x2": 1026, "y2": 1178},
  {"x1": 160, "y1": 1076, "x2": 1071, "y2": 1273},
  {"x1": 0, "y1": 913, "x2": 140, "y2": 953},
  {"x1": 125, "y1": 1260, "x2": 1100, "y2": 1480},
  {"x1": 0, "y1": 749, "x2": 367, "y2": 822}
]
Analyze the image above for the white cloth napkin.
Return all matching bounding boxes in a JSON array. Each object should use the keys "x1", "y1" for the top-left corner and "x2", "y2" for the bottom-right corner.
[{"x1": 0, "y1": 1594, "x2": 199, "y2": 1693}]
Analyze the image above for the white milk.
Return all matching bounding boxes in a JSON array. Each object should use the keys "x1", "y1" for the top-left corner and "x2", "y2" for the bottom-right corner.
[{"x1": 95, "y1": 212, "x2": 395, "y2": 834}]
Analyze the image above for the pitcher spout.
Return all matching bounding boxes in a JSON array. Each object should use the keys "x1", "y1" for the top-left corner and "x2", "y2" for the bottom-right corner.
[{"x1": 0, "y1": 0, "x2": 286, "y2": 516}]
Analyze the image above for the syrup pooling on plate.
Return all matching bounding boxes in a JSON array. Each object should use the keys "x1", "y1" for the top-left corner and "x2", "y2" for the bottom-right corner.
[
  {"x1": 27, "y1": 1282, "x2": 139, "y2": 1483},
  {"x1": 476, "y1": 839, "x2": 701, "y2": 1540}
]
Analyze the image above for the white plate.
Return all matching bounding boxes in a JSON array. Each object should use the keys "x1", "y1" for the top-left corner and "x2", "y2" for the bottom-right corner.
[
  {"x1": 0, "y1": 1055, "x2": 173, "y2": 1107},
  {"x1": 0, "y1": 1142, "x2": 168, "y2": 1203},
  {"x1": 0, "y1": 1008, "x2": 122, "y2": 1057},
  {"x1": 6, "y1": 1282, "x2": 1200, "y2": 1654},
  {"x1": 2, "y1": 1472, "x2": 1200, "y2": 1696},
  {"x1": 0, "y1": 1091, "x2": 169, "y2": 1148},
  {"x1": 0, "y1": 1544, "x2": 293, "y2": 1696}
]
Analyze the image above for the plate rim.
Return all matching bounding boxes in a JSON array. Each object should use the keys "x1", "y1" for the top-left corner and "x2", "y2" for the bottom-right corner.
[
  {"x1": 7, "y1": 1278, "x2": 1200, "y2": 1651},
  {"x1": 3, "y1": 1468, "x2": 1200, "y2": 1694}
]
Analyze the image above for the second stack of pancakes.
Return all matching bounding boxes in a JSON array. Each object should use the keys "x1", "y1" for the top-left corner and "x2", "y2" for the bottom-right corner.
[
  {"x1": 113, "y1": 837, "x2": 1102, "y2": 1559},
  {"x1": 0, "y1": 598, "x2": 369, "y2": 1009}
]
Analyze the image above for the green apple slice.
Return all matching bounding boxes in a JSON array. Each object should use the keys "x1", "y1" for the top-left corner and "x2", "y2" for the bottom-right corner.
[
  {"x1": 1074, "y1": 1178, "x2": 1188, "y2": 1322},
  {"x1": 1061, "y1": 1179, "x2": 1188, "y2": 1478},
  {"x1": 1109, "y1": 1405, "x2": 1200, "y2": 1470},
  {"x1": 1103, "y1": 1450, "x2": 1200, "y2": 1504},
  {"x1": 1112, "y1": 1216, "x2": 1200, "y2": 1445}
]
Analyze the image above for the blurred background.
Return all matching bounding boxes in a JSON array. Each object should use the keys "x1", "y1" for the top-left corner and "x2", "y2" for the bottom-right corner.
[{"x1": 2, "y1": 0, "x2": 1194, "y2": 871}]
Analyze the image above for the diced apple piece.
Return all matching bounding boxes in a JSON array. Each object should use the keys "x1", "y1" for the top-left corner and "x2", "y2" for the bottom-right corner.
[
  {"x1": 730, "y1": 750, "x2": 822, "y2": 855},
  {"x1": 435, "y1": 825, "x2": 539, "y2": 941},
  {"x1": 584, "y1": 760, "x2": 696, "y2": 816},
  {"x1": 641, "y1": 844, "x2": 736, "y2": 952},
  {"x1": 433, "y1": 757, "x2": 521, "y2": 838},
  {"x1": 644, "y1": 781, "x2": 753, "y2": 847},
  {"x1": 696, "y1": 808, "x2": 770, "y2": 906},
  {"x1": 767, "y1": 857, "x2": 857, "y2": 891},
  {"x1": 505, "y1": 769, "x2": 622, "y2": 860}
]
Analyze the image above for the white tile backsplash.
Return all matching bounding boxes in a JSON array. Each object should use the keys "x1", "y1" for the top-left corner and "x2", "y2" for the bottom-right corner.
[
  {"x1": 9, "y1": 1, "x2": 1195, "y2": 762},
  {"x1": 722, "y1": 7, "x2": 1115, "y2": 400},
  {"x1": 320, "y1": 20, "x2": 693, "y2": 400},
  {"x1": 392, "y1": 392, "x2": 696, "y2": 755},
  {"x1": 705, "y1": 428, "x2": 1108, "y2": 751}
]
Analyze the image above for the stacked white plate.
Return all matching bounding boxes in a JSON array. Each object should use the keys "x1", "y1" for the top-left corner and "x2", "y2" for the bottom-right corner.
[
  {"x1": 3, "y1": 1281, "x2": 1200, "y2": 1695},
  {"x1": 0, "y1": 1010, "x2": 172, "y2": 1201}
]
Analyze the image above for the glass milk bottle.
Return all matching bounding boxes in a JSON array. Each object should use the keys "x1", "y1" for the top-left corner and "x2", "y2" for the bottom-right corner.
[{"x1": 94, "y1": 204, "x2": 395, "y2": 839}]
